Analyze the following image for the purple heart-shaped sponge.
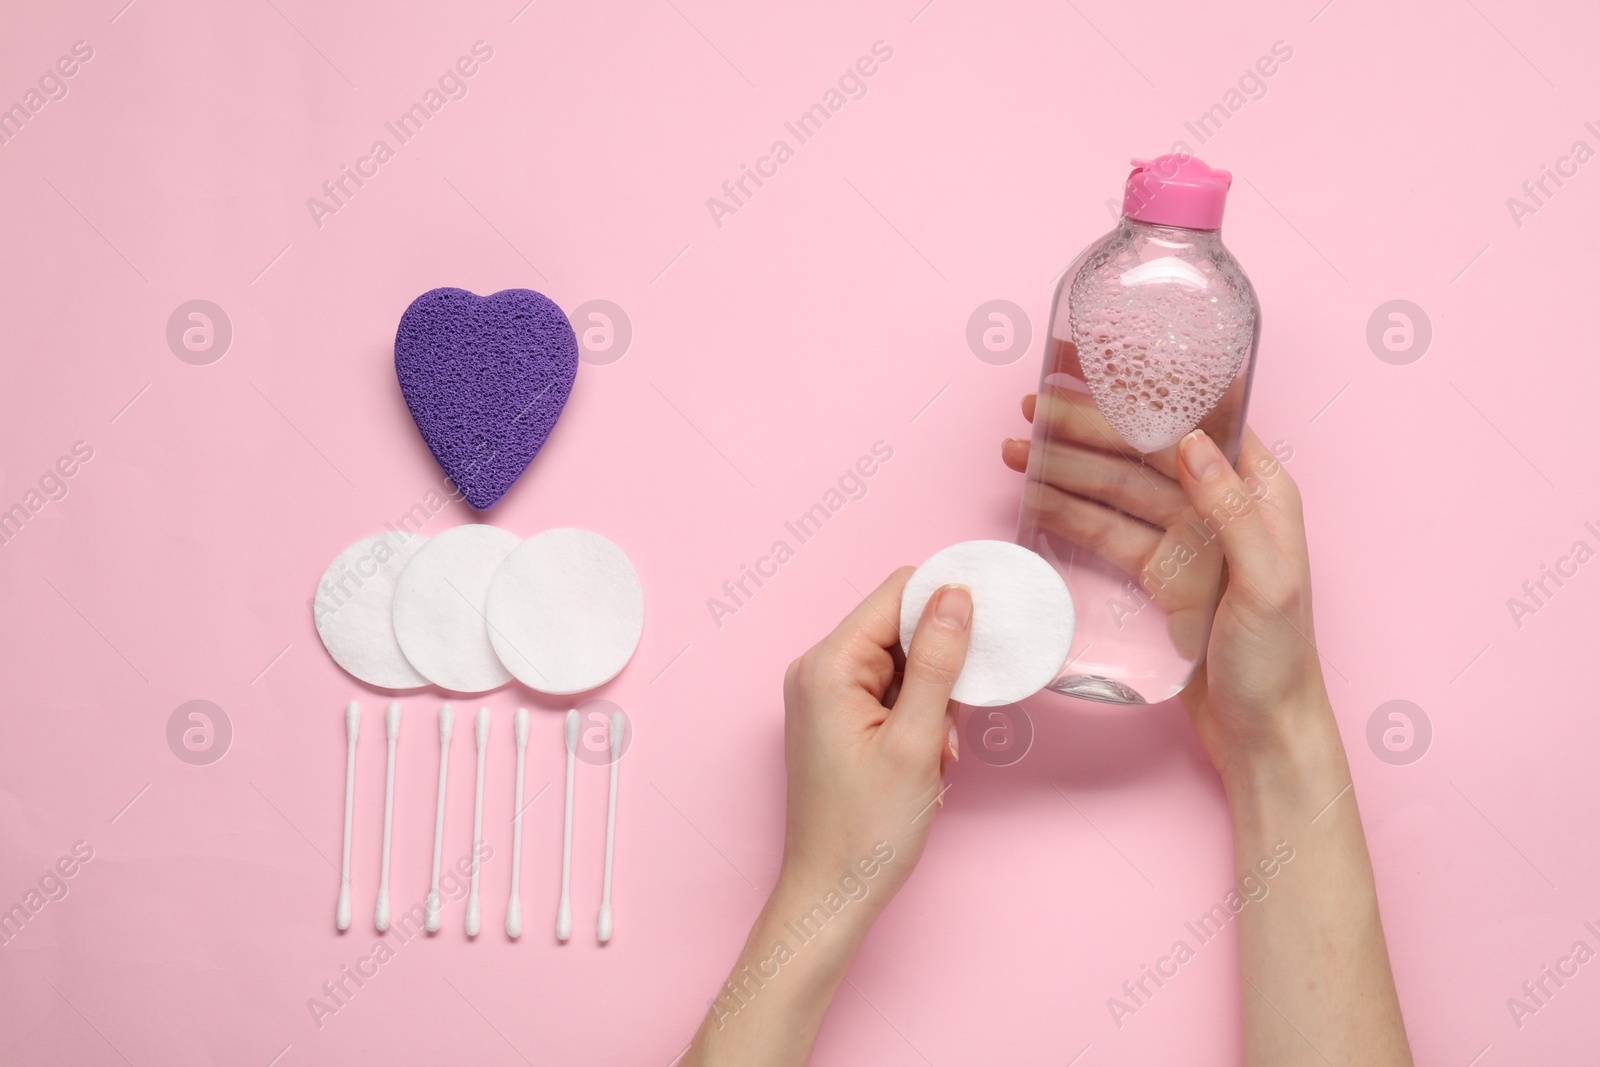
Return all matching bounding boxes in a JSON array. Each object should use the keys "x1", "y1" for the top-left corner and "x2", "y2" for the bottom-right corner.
[{"x1": 394, "y1": 288, "x2": 578, "y2": 511}]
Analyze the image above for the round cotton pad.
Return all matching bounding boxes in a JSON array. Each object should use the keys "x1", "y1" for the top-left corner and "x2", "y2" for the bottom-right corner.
[
  {"x1": 313, "y1": 532, "x2": 431, "y2": 689},
  {"x1": 392, "y1": 524, "x2": 522, "y2": 693},
  {"x1": 485, "y1": 528, "x2": 644, "y2": 695},
  {"x1": 899, "y1": 540, "x2": 1075, "y2": 707}
]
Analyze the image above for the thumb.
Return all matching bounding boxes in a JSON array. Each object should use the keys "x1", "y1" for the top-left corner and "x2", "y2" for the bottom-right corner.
[
  {"x1": 1175, "y1": 429, "x2": 1279, "y2": 585},
  {"x1": 891, "y1": 584, "x2": 972, "y2": 747}
]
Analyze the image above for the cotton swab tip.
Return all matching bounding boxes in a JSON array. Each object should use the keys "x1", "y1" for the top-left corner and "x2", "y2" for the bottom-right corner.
[
  {"x1": 515, "y1": 707, "x2": 529, "y2": 746},
  {"x1": 556, "y1": 899, "x2": 572, "y2": 941},
  {"x1": 475, "y1": 706, "x2": 491, "y2": 746},
  {"x1": 610, "y1": 710, "x2": 625, "y2": 759},
  {"x1": 336, "y1": 885, "x2": 351, "y2": 930},
  {"x1": 465, "y1": 897, "x2": 481, "y2": 937},
  {"x1": 386, "y1": 700, "x2": 401, "y2": 738},
  {"x1": 565, "y1": 708, "x2": 579, "y2": 751},
  {"x1": 439, "y1": 703, "x2": 454, "y2": 741},
  {"x1": 375, "y1": 891, "x2": 390, "y2": 932},
  {"x1": 598, "y1": 903, "x2": 613, "y2": 943},
  {"x1": 425, "y1": 893, "x2": 441, "y2": 933},
  {"x1": 506, "y1": 897, "x2": 522, "y2": 938},
  {"x1": 346, "y1": 700, "x2": 361, "y2": 739}
]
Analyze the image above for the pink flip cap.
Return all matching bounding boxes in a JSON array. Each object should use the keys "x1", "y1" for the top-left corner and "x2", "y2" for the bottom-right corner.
[{"x1": 1122, "y1": 154, "x2": 1232, "y2": 230}]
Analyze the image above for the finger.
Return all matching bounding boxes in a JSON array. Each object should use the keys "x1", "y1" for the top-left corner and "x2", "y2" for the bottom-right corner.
[
  {"x1": 881, "y1": 643, "x2": 906, "y2": 707},
  {"x1": 1001, "y1": 436, "x2": 1029, "y2": 473},
  {"x1": 1031, "y1": 387, "x2": 1182, "y2": 479},
  {"x1": 1015, "y1": 392, "x2": 1187, "y2": 519},
  {"x1": 1236, "y1": 427, "x2": 1305, "y2": 532},
  {"x1": 790, "y1": 568, "x2": 911, "y2": 705},
  {"x1": 1029, "y1": 438, "x2": 1188, "y2": 527},
  {"x1": 1033, "y1": 387, "x2": 1125, "y2": 452},
  {"x1": 890, "y1": 584, "x2": 972, "y2": 746},
  {"x1": 1023, "y1": 479, "x2": 1162, "y2": 579},
  {"x1": 825, "y1": 567, "x2": 914, "y2": 654},
  {"x1": 1176, "y1": 429, "x2": 1282, "y2": 589}
]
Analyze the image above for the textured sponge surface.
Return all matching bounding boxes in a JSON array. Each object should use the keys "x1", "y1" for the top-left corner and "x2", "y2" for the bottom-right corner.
[{"x1": 394, "y1": 287, "x2": 578, "y2": 511}]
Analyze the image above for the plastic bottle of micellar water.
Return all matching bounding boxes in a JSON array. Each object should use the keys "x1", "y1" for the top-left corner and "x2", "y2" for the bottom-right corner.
[{"x1": 1017, "y1": 154, "x2": 1261, "y2": 705}]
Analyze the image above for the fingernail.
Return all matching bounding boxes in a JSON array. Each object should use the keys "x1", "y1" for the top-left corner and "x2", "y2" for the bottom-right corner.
[
  {"x1": 1181, "y1": 430, "x2": 1222, "y2": 480},
  {"x1": 935, "y1": 585, "x2": 972, "y2": 629},
  {"x1": 947, "y1": 721, "x2": 960, "y2": 763}
]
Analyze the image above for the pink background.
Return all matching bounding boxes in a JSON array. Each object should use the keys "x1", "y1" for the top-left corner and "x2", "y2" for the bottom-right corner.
[{"x1": 2, "y1": 0, "x2": 1598, "y2": 1063}]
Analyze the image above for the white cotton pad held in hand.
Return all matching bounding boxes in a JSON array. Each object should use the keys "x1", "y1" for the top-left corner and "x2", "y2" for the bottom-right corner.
[
  {"x1": 899, "y1": 540, "x2": 1075, "y2": 707},
  {"x1": 392, "y1": 524, "x2": 522, "y2": 693},
  {"x1": 314, "y1": 533, "x2": 431, "y2": 689},
  {"x1": 485, "y1": 528, "x2": 644, "y2": 695}
]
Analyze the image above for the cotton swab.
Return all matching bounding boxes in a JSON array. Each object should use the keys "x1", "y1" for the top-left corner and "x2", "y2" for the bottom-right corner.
[
  {"x1": 506, "y1": 708, "x2": 530, "y2": 938},
  {"x1": 374, "y1": 701, "x2": 401, "y2": 932},
  {"x1": 597, "y1": 709, "x2": 623, "y2": 943},
  {"x1": 465, "y1": 707, "x2": 490, "y2": 937},
  {"x1": 425, "y1": 704, "x2": 454, "y2": 933},
  {"x1": 336, "y1": 700, "x2": 360, "y2": 932},
  {"x1": 556, "y1": 709, "x2": 578, "y2": 942}
]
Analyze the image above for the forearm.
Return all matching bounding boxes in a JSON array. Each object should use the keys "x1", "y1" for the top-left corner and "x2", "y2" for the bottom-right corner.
[
  {"x1": 682, "y1": 877, "x2": 869, "y2": 1067},
  {"x1": 1224, "y1": 701, "x2": 1412, "y2": 1067}
]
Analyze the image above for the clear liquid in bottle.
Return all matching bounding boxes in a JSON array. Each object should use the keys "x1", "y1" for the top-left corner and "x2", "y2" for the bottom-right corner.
[{"x1": 1017, "y1": 155, "x2": 1260, "y2": 705}]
